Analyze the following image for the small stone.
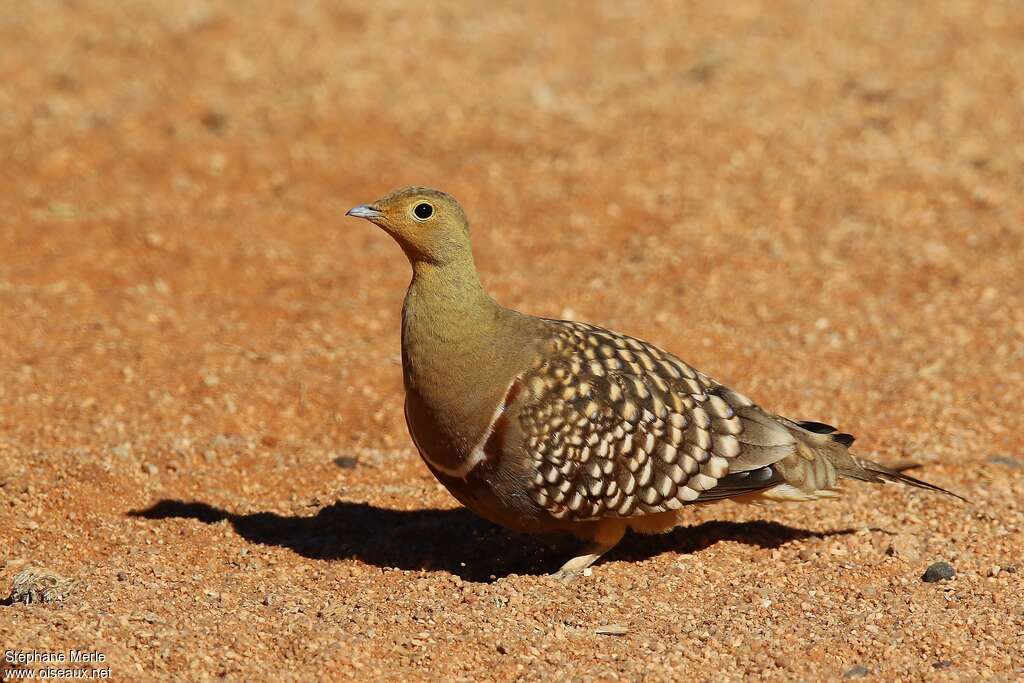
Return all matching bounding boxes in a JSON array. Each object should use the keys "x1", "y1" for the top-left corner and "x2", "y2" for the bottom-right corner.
[
  {"x1": 142, "y1": 463, "x2": 159, "y2": 475},
  {"x1": 332, "y1": 455, "x2": 358, "y2": 469},
  {"x1": 8, "y1": 567, "x2": 74, "y2": 604},
  {"x1": 885, "y1": 533, "x2": 921, "y2": 563},
  {"x1": 201, "y1": 108, "x2": 228, "y2": 132},
  {"x1": 595, "y1": 624, "x2": 629, "y2": 636},
  {"x1": 495, "y1": 641, "x2": 508, "y2": 654},
  {"x1": 922, "y1": 561, "x2": 955, "y2": 582},
  {"x1": 116, "y1": 571, "x2": 128, "y2": 581},
  {"x1": 933, "y1": 661, "x2": 953, "y2": 669},
  {"x1": 988, "y1": 455, "x2": 1022, "y2": 469},
  {"x1": 843, "y1": 665, "x2": 870, "y2": 678}
]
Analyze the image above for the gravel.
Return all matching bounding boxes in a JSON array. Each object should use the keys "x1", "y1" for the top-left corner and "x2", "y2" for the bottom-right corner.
[
  {"x1": 7, "y1": 568, "x2": 75, "y2": 605},
  {"x1": 1, "y1": 1, "x2": 1023, "y2": 680}
]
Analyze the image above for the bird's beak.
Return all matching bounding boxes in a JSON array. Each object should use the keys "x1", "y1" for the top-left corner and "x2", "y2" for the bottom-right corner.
[{"x1": 345, "y1": 204, "x2": 382, "y2": 220}]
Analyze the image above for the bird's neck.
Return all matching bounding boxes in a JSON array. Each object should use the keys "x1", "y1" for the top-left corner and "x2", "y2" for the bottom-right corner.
[
  {"x1": 403, "y1": 255, "x2": 502, "y2": 353},
  {"x1": 401, "y1": 255, "x2": 534, "y2": 460}
]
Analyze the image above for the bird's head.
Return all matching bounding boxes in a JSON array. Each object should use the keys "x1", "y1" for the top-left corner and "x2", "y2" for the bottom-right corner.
[{"x1": 346, "y1": 187, "x2": 471, "y2": 266}]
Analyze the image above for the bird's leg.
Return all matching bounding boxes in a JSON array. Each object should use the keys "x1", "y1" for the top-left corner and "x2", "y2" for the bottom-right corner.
[
  {"x1": 551, "y1": 520, "x2": 625, "y2": 582},
  {"x1": 551, "y1": 542, "x2": 615, "y2": 582}
]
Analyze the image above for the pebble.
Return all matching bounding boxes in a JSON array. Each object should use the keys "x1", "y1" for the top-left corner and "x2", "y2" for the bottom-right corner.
[
  {"x1": 987, "y1": 455, "x2": 1022, "y2": 469},
  {"x1": 886, "y1": 533, "x2": 921, "y2": 563},
  {"x1": 333, "y1": 455, "x2": 359, "y2": 469},
  {"x1": 843, "y1": 665, "x2": 870, "y2": 678},
  {"x1": 922, "y1": 562, "x2": 956, "y2": 583}
]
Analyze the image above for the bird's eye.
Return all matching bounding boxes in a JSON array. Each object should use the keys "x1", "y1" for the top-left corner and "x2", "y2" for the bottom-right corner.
[{"x1": 413, "y1": 202, "x2": 434, "y2": 220}]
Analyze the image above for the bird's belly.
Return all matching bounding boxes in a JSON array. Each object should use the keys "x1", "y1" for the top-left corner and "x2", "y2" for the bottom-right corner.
[
  {"x1": 417, "y1": 454, "x2": 578, "y2": 536},
  {"x1": 405, "y1": 396, "x2": 573, "y2": 534},
  {"x1": 403, "y1": 393, "x2": 484, "y2": 478}
]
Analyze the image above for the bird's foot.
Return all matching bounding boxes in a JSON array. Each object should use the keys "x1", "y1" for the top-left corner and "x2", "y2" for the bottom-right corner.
[
  {"x1": 550, "y1": 522, "x2": 626, "y2": 581},
  {"x1": 550, "y1": 566, "x2": 593, "y2": 583},
  {"x1": 550, "y1": 541, "x2": 616, "y2": 582}
]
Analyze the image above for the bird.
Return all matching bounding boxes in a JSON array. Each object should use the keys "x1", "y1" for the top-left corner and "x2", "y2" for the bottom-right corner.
[{"x1": 345, "y1": 186, "x2": 964, "y2": 580}]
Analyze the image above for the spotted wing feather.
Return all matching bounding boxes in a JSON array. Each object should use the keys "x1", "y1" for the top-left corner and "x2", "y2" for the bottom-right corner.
[{"x1": 512, "y1": 320, "x2": 795, "y2": 521}]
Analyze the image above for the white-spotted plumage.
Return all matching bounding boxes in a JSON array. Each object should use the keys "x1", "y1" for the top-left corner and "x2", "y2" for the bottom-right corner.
[{"x1": 511, "y1": 320, "x2": 759, "y2": 520}]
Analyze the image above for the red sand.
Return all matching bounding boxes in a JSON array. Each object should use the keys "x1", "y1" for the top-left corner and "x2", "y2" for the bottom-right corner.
[{"x1": 1, "y1": 2, "x2": 1022, "y2": 680}]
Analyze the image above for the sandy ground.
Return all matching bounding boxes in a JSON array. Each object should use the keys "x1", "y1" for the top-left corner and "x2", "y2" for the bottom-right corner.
[{"x1": 2, "y1": 1, "x2": 1023, "y2": 681}]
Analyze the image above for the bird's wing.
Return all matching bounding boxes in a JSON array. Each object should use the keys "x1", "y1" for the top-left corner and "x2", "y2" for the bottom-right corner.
[{"x1": 507, "y1": 319, "x2": 802, "y2": 521}]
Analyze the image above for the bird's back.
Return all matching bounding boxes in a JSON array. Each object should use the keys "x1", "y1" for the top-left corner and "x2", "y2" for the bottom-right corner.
[{"x1": 499, "y1": 319, "x2": 798, "y2": 519}]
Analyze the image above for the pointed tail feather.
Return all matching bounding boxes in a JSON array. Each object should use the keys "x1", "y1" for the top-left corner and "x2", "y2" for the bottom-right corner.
[{"x1": 854, "y1": 457, "x2": 967, "y2": 502}]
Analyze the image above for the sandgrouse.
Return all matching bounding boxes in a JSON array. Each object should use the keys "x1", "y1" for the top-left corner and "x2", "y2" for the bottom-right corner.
[{"x1": 346, "y1": 187, "x2": 962, "y2": 580}]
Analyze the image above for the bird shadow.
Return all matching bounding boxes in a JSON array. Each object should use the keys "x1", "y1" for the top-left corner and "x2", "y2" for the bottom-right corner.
[{"x1": 128, "y1": 499, "x2": 861, "y2": 582}]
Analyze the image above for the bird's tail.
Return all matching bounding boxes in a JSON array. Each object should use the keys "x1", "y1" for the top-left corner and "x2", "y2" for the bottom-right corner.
[
  {"x1": 702, "y1": 410, "x2": 967, "y2": 504},
  {"x1": 769, "y1": 418, "x2": 967, "y2": 502},
  {"x1": 850, "y1": 456, "x2": 967, "y2": 501}
]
